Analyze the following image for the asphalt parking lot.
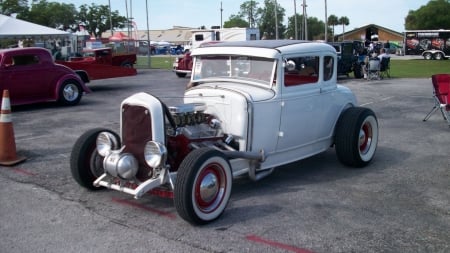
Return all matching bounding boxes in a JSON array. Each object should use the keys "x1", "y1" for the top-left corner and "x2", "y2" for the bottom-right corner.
[{"x1": 0, "y1": 69, "x2": 449, "y2": 253}]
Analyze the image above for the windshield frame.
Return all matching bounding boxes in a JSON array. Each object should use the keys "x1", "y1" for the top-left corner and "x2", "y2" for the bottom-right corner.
[{"x1": 191, "y1": 54, "x2": 277, "y2": 89}]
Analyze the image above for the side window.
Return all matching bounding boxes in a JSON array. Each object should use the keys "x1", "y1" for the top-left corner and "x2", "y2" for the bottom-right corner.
[
  {"x1": 284, "y1": 56, "x2": 319, "y2": 86},
  {"x1": 324, "y1": 56, "x2": 334, "y2": 81},
  {"x1": 11, "y1": 54, "x2": 39, "y2": 66},
  {"x1": 194, "y1": 34, "x2": 204, "y2": 42}
]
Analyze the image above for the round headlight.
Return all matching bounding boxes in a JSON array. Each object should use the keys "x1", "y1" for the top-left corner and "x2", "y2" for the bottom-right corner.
[
  {"x1": 144, "y1": 141, "x2": 167, "y2": 168},
  {"x1": 97, "y1": 132, "x2": 120, "y2": 157}
]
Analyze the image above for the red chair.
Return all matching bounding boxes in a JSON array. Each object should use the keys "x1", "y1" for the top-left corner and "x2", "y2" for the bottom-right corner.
[{"x1": 423, "y1": 74, "x2": 450, "y2": 127}]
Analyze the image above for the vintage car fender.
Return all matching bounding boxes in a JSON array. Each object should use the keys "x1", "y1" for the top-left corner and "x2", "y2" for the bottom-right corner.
[{"x1": 54, "y1": 73, "x2": 91, "y2": 99}]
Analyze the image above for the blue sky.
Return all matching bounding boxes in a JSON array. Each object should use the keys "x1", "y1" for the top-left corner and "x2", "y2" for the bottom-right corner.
[{"x1": 59, "y1": 0, "x2": 428, "y2": 32}]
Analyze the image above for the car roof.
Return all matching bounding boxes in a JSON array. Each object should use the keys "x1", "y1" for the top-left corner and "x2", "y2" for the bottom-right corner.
[
  {"x1": 194, "y1": 40, "x2": 336, "y2": 58},
  {"x1": 0, "y1": 47, "x2": 48, "y2": 54},
  {"x1": 201, "y1": 40, "x2": 311, "y2": 49}
]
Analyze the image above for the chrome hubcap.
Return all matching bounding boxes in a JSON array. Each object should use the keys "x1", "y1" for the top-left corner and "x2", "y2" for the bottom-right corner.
[
  {"x1": 199, "y1": 172, "x2": 219, "y2": 203},
  {"x1": 63, "y1": 84, "x2": 79, "y2": 101},
  {"x1": 195, "y1": 164, "x2": 225, "y2": 213}
]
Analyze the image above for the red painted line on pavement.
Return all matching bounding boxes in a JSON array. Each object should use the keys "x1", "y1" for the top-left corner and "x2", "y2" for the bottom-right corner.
[
  {"x1": 9, "y1": 168, "x2": 37, "y2": 176},
  {"x1": 111, "y1": 197, "x2": 177, "y2": 220},
  {"x1": 246, "y1": 234, "x2": 315, "y2": 253}
]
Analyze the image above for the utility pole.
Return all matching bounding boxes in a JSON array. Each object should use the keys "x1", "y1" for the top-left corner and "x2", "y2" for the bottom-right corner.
[
  {"x1": 294, "y1": 0, "x2": 298, "y2": 40},
  {"x1": 108, "y1": 0, "x2": 113, "y2": 36},
  {"x1": 274, "y1": 0, "x2": 278, "y2": 39},
  {"x1": 324, "y1": 0, "x2": 327, "y2": 41},
  {"x1": 302, "y1": 0, "x2": 307, "y2": 40},
  {"x1": 250, "y1": 0, "x2": 253, "y2": 28},
  {"x1": 220, "y1": 2, "x2": 223, "y2": 28},
  {"x1": 145, "y1": 0, "x2": 151, "y2": 68}
]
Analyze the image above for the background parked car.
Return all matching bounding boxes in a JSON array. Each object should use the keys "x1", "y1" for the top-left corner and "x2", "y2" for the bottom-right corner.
[
  {"x1": 0, "y1": 47, "x2": 91, "y2": 106},
  {"x1": 384, "y1": 43, "x2": 402, "y2": 54}
]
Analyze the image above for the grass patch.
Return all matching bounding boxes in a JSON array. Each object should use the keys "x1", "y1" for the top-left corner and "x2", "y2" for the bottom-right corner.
[
  {"x1": 135, "y1": 55, "x2": 176, "y2": 69},
  {"x1": 390, "y1": 59, "x2": 450, "y2": 78}
]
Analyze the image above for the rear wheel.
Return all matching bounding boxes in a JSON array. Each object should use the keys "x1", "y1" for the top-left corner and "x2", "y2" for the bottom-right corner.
[
  {"x1": 353, "y1": 63, "x2": 363, "y2": 79},
  {"x1": 434, "y1": 53, "x2": 443, "y2": 60},
  {"x1": 174, "y1": 148, "x2": 232, "y2": 225},
  {"x1": 335, "y1": 107, "x2": 378, "y2": 168},
  {"x1": 121, "y1": 62, "x2": 133, "y2": 68},
  {"x1": 70, "y1": 128, "x2": 120, "y2": 190},
  {"x1": 176, "y1": 72, "x2": 187, "y2": 78},
  {"x1": 58, "y1": 79, "x2": 82, "y2": 105}
]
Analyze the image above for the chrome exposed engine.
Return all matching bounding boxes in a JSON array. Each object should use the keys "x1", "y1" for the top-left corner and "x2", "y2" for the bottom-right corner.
[{"x1": 168, "y1": 103, "x2": 223, "y2": 139}]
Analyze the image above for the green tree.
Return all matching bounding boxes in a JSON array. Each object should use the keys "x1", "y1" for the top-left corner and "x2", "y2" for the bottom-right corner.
[
  {"x1": 285, "y1": 13, "x2": 302, "y2": 39},
  {"x1": 0, "y1": 0, "x2": 29, "y2": 17},
  {"x1": 405, "y1": 0, "x2": 450, "y2": 30},
  {"x1": 25, "y1": 0, "x2": 78, "y2": 31},
  {"x1": 257, "y1": 0, "x2": 286, "y2": 39},
  {"x1": 306, "y1": 16, "x2": 327, "y2": 40},
  {"x1": 328, "y1": 14, "x2": 339, "y2": 41},
  {"x1": 238, "y1": 0, "x2": 260, "y2": 28},
  {"x1": 78, "y1": 3, "x2": 127, "y2": 38},
  {"x1": 224, "y1": 14, "x2": 249, "y2": 28},
  {"x1": 286, "y1": 14, "x2": 327, "y2": 40},
  {"x1": 338, "y1": 16, "x2": 349, "y2": 41}
]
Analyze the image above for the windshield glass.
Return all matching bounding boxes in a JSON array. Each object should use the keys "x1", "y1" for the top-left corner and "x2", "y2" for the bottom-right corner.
[{"x1": 192, "y1": 55, "x2": 276, "y2": 87}]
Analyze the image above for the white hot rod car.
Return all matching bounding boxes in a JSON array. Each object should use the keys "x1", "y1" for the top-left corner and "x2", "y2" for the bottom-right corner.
[{"x1": 71, "y1": 40, "x2": 378, "y2": 225}]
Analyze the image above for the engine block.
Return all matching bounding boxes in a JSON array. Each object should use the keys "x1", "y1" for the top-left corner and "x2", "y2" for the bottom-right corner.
[{"x1": 169, "y1": 103, "x2": 223, "y2": 139}]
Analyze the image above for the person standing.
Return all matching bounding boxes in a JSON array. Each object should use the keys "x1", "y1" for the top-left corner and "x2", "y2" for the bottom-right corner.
[{"x1": 384, "y1": 40, "x2": 391, "y2": 51}]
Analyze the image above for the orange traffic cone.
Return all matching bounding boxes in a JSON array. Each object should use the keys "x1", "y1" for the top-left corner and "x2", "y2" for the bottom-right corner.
[{"x1": 0, "y1": 90, "x2": 26, "y2": 166}]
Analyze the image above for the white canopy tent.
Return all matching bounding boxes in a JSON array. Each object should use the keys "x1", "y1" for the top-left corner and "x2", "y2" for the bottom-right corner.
[{"x1": 0, "y1": 14, "x2": 71, "y2": 40}]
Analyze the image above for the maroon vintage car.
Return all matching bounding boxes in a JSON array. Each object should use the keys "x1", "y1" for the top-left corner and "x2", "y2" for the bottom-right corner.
[{"x1": 0, "y1": 47, "x2": 91, "y2": 106}]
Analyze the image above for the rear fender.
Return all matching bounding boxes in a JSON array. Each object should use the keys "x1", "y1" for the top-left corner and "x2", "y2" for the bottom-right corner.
[{"x1": 54, "y1": 74, "x2": 92, "y2": 99}]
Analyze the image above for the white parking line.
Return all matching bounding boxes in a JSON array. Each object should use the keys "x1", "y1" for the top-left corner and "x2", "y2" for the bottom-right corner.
[
  {"x1": 360, "y1": 96, "x2": 395, "y2": 106},
  {"x1": 16, "y1": 134, "x2": 52, "y2": 141}
]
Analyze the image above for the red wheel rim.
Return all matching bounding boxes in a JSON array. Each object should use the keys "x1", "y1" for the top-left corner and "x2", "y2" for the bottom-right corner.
[
  {"x1": 359, "y1": 121, "x2": 373, "y2": 154},
  {"x1": 194, "y1": 162, "x2": 227, "y2": 213}
]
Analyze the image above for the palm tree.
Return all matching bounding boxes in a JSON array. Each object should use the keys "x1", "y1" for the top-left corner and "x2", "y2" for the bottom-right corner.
[
  {"x1": 338, "y1": 16, "x2": 349, "y2": 41},
  {"x1": 328, "y1": 14, "x2": 338, "y2": 42}
]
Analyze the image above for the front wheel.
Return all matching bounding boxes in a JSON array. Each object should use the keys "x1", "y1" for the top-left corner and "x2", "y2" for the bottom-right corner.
[
  {"x1": 423, "y1": 52, "x2": 433, "y2": 60},
  {"x1": 335, "y1": 107, "x2": 378, "y2": 168},
  {"x1": 353, "y1": 63, "x2": 363, "y2": 79},
  {"x1": 58, "y1": 79, "x2": 82, "y2": 105},
  {"x1": 70, "y1": 128, "x2": 120, "y2": 190},
  {"x1": 174, "y1": 148, "x2": 232, "y2": 225}
]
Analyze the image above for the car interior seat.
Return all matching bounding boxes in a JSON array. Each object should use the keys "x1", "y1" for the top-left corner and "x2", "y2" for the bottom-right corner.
[{"x1": 367, "y1": 58, "x2": 381, "y2": 80}]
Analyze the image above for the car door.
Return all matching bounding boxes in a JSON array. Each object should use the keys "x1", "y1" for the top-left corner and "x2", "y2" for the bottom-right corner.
[
  {"x1": 276, "y1": 53, "x2": 338, "y2": 156},
  {"x1": 3, "y1": 52, "x2": 54, "y2": 104},
  {"x1": 277, "y1": 55, "x2": 323, "y2": 152}
]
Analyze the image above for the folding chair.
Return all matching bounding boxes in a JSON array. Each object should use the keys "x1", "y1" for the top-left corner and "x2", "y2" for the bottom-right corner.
[
  {"x1": 380, "y1": 57, "x2": 391, "y2": 79},
  {"x1": 423, "y1": 74, "x2": 450, "y2": 127},
  {"x1": 367, "y1": 58, "x2": 381, "y2": 80}
]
